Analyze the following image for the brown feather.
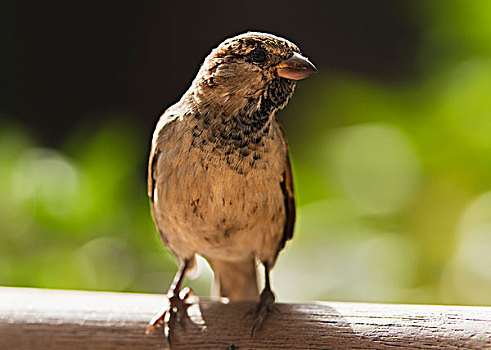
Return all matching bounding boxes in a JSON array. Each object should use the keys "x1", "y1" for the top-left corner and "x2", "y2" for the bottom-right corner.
[{"x1": 277, "y1": 125, "x2": 296, "y2": 257}]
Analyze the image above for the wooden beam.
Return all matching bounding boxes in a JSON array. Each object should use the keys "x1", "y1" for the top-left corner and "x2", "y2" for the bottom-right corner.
[{"x1": 0, "y1": 287, "x2": 490, "y2": 349}]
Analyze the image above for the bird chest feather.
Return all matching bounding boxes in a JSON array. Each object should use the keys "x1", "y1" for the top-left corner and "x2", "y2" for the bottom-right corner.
[{"x1": 152, "y1": 115, "x2": 287, "y2": 261}]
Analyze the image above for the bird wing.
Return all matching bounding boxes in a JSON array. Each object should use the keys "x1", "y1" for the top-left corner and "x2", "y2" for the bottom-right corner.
[
  {"x1": 276, "y1": 125, "x2": 296, "y2": 255},
  {"x1": 147, "y1": 141, "x2": 158, "y2": 201},
  {"x1": 147, "y1": 111, "x2": 180, "y2": 245},
  {"x1": 148, "y1": 126, "x2": 165, "y2": 244}
]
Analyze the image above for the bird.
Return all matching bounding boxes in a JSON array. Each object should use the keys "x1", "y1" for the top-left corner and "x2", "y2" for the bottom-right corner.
[{"x1": 145, "y1": 31, "x2": 317, "y2": 341}]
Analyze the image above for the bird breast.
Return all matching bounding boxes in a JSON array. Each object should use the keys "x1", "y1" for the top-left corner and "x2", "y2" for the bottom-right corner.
[{"x1": 152, "y1": 114, "x2": 287, "y2": 262}]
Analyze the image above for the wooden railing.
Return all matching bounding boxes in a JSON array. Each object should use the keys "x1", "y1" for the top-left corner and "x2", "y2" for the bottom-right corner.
[{"x1": 0, "y1": 287, "x2": 490, "y2": 349}]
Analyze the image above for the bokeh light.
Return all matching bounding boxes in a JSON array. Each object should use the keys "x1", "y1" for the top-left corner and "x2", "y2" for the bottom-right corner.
[{"x1": 1, "y1": 2, "x2": 491, "y2": 306}]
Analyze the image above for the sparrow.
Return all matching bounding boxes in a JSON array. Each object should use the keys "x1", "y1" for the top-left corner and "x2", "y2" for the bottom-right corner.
[{"x1": 145, "y1": 31, "x2": 317, "y2": 341}]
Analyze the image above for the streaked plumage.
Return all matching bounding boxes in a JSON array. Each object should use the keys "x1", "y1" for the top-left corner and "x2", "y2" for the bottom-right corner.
[{"x1": 146, "y1": 31, "x2": 316, "y2": 340}]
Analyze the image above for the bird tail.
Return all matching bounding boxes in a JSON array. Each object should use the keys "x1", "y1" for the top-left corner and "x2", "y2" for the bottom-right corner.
[{"x1": 209, "y1": 258, "x2": 259, "y2": 301}]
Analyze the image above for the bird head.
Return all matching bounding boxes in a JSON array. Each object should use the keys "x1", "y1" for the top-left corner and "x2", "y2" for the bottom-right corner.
[{"x1": 191, "y1": 32, "x2": 317, "y2": 117}]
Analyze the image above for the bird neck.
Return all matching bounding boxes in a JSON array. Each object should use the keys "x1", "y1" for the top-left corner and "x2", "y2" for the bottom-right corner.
[
  {"x1": 191, "y1": 77, "x2": 296, "y2": 126},
  {"x1": 184, "y1": 79, "x2": 295, "y2": 174},
  {"x1": 184, "y1": 78, "x2": 295, "y2": 156},
  {"x1": 191, "y1": 100, "x2": 272, "y2": 149}
]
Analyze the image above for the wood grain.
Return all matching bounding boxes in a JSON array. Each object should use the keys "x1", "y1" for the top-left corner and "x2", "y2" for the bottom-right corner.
[{"x1": 0, "y1": 287, "x2": 490, "y2": 349}]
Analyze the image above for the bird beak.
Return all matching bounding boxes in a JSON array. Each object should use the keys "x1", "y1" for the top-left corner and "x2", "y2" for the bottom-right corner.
[{"x1": 276, "y1": 52, "x2": 318, "y2": 80}]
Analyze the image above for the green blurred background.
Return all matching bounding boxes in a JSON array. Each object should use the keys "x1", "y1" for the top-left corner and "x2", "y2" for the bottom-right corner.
[{"x1": 1, "y1": 1, "x2": 491, "y2": 305}]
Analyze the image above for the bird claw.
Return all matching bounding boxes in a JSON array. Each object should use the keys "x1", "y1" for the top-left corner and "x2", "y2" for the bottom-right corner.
[
  {"x1": 246, "y1": 287, "x2": 276, "y2": 337},
  {"x1": 145, "y1": 287, "x2": 195, "y2": 344},
  {"x1": 243, "y1": 306, "x2": 255, "y2": 319},
  {"x1": 271, "y1": 304, "x2": 281, "y2": 314}
]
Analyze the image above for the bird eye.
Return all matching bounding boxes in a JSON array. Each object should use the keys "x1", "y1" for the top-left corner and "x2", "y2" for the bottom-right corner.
[{"x1": 250, "y1": 49, "x2": 267, "y2": 63}]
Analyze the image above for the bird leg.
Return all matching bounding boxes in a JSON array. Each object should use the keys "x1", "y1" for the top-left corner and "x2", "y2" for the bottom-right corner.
[
  {"x1": 145, "y1": 259, "x2": 194, "y2": 343},
  {"x1": 249, "y1": 263, "x2": 279, "y2": 336}
]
